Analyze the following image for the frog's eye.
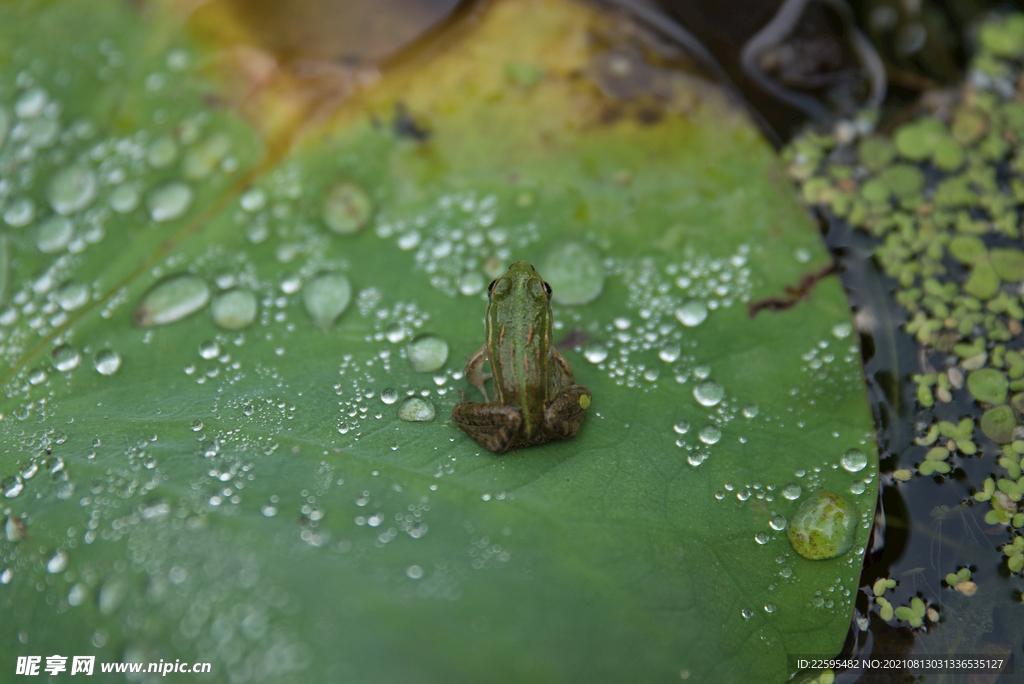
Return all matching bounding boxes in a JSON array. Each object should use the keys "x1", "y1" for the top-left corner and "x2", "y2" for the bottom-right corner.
[
  {"x1": 543, "y1": 281, "x2": 552, "y2": 298},
  {"x1": 487, "y1": 279, "x2": 497, "y2": 294}
]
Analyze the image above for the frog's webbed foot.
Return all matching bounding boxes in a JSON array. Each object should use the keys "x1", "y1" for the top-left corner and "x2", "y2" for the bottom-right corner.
[
  {"x1": 543, "y1": 384, "x2": 592, "y2": 440},
  {"x1": 451, "y1": 402, "x2": 522, "y2": 454},
  {"x1": 464, "y1": 346, "x2": 492, "y2": 402}
]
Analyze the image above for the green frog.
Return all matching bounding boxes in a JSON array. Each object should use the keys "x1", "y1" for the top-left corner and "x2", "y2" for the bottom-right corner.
[{"x1": 451, "y1": 261, "x2": 592, "y2": 453}]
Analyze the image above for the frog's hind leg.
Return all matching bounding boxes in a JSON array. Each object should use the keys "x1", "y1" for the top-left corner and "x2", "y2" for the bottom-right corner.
[
  {"x1": 543, "y1": 384, "x2": 592, "y2": 440},
  {"x1": 451, "y1": 402, "x2": 523, "y2": 454}
]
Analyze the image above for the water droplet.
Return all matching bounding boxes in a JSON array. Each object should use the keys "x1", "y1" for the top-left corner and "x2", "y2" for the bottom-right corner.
[
  {"x1": 385, "y1": 323, "x2": 406, "y2": 343},
  {"x1": 29, "y1": 369, "x2": 47, "y2": 385},
  {"x1": 458, "y1": 271, "x2": 486, "y2": 296},
  {"x1": 764, "y1": 603, "x2": 775, "y2": 614},
  {"x1": 584, "y1": 343, "x2": 608, "y2": 364},
  {"x1": 191, "y1": 420, "x2": 204, "y2": 432},
  {"x1": 46, "y1": 550, "x2": 68, "y2": 574},
  {"x1": 397, "y1": 397, "x2": 436, "y2": 422},
  {"x1": 56, "y1": 282, "x2": 89, "y2": 311},
  {"x1": 782, "y1": 483, "x2": 802, "y2": 500},
  {"x1": 108, "y1": 184, "x2": 140, "y2": 213},
  {"x1": 280, "y1": 273, "x2": 302, "y2": 294},
  {"x1": 183, "y1": 133, "x2": 230, "y2": 180},
  {"x1": 381, "y1": 388, "x2": 399, "y2": 405},
  {"x1": 741, "y1": 608, "x2": 753, "y2": 619},
  {"x1": 675, "y1": 300, "x2": 708, "y2": 327},
  {"x1": 93, "y1": 349, "x2": 122, "y2": 375},
  {"x1": 659, "y1": 342, "x2": 681, "y2": 363},
  {"x1": 51, "y1": 344, "x2": 81, "y2": 372},
  {"x1": 147, "y1": 135, "x2": 178, "y2": 168},
  {"x1": 406, "y1": 565, "x2": 424, "y2": 579},
  {"x1": 840, "y1": 448, "x2": 868, "y2": 473},
  {"x1": 693, "y1": 380, "x2": 724, "y2": 407},
  {"x1": 754, "y1": 532, "x2": 770, "y2": 545},
  {"x1": 769, "y1": 515, "x2": 788, "y2": 531},
  {"x1": 322, "y1": 180, "x2": 372, "y2": 235},
  {"x1": 198, "y1": 340, "x2": 220, "y2": 359},
  {"x1": 147, "y1": 182, "x2": 193, "y2": 222},
  {"x1": 210, "y1": 289, "x2": 258, "y2": 330},
  {"x1": 687, "y1": 451, "x2": 706, "y2": 466},
  {"x1": 35, "y1": 216, "x2": 74, "y2": 253},
  {"x1": 68, "y1": 583, "x2": 86, "y2": 606},
  {"x1": 699, "y1": 425, "x2": 721, "y2": 444},
  {"x1": 303, "y1": 272, "x2": 352, "y2": 331},
  {"x1": 787, "y1": 490, "x2": 857, "y2": 560},
  {"x1": 134, "y1": 274, "x2": 210, "y2": 326},
  {"x1": 407, "y1": 334, "x2": 448, "y2": 373},
  {"x1": 48, "y1": 165, "x2": 97, "y2": 215},
  {"x1": 240, "y1": 187, "x2": 266, "y2": 211},
  {"x1": 261, "y1": 504, "x2": 277, "y2": 517},
  {"x1": 743, "y1": 405, "x2": 759, "y2": 418},
  {"x1": 15, "y1": 88, "x2": 47, "y2": 118},
  {"x1": 2, "y1": 475, "x2": 24, "y2": 498},
  {"x1": 850, "y1": 481, "x2": 866, "y2": 495},
  {"x1": 794, "y1": 247, "x2": 812, "y2": 263},
  {"x1": 4, "y1": 197, "x2": 35, "y2": 227},
  {"x1": 540, "y1": 242, "x2": 604, "y2": 305},
  {"x1": 832, "y1": 322, "x2": 853, "y2": 339},
  {"x1": 673, "y1": 420, "x2": 690, "y2": 434}
]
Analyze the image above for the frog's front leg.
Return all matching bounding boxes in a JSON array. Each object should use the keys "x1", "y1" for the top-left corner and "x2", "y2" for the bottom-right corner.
[
  {"x1": 464, "y1": 344, "x2": 491, "y2": 402},
  {"x1": 451, "y1": 401, "x2": 523, "y2": 454},
  {"x1": 542, "y1": 384, "x2": 592, "y2": 440}
]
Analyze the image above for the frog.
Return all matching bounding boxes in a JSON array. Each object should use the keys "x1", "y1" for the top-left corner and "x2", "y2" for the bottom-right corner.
[{"x1": 451, "y1": 261, "x2": 592, "y2": 454}]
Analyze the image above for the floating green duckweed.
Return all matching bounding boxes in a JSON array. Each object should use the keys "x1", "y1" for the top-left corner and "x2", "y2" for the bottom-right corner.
[
  {"x1": 787, "y1": 490, "x2": 857, "y2": 560},
  {"x1": 540, "y1": 241, "x2": 604, "y2": 305},
  {"x1": 322, "y1": 180, "x2": 372, "y2": 235},
  {"x1": 210, "y1": 289, "x2": 258, "y2": 330},
  {"x1": 967, "y1": 368, "x2": 1008, "y2": 405},
  {"x1": 302, "y1": 272, "x2": 352, "y2": 331},
  {"x1": 134, "y1": 274, "x2": 210, "y2": 326}
]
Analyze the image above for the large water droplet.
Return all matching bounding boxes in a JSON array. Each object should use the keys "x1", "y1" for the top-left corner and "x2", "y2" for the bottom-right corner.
[
  {"x1": 134, "y1": 274, "x2": 210, "y2": 326},
  {"x1": 540, "y1": 242, "x2": 604, "y2": 305},
  {"x1": 210, "y1": 289, "x2": 258, "y2": 330},
  {"x1": 398, "y1": 397, "x2": 436, "y2": 422},
  {"x1": 322, "y1": 181, "x2": 372, "y2": 235},
  {"x1": 109, "y1": 184, "x2": 141, "y2": 213},
  {"x1": 147, "y1": 182, "x2": 193, "y2": 222},
  {"x1": 147, "y1": 135, "x2": 178, "y2": 168},
  {"x1": 302, "y1": 272, "x2": 352, "y2": 330},
  {"x1": 4, "y1": 198, "x2": 35, "y2": 227},
  {"x1": 787, "y1": 490, "x2": 857, "y2": 560},
  {"x1": 48, "y1": 165, "x2": 98, "y2": 215},
  {"x1": 840, "y1": 448, "x2": 868, "y2": 473},
  {"x1": 56, "y1": 282, "x2": 89, "y2": 311},
  {"x1": 35, "y1": 216, "x2": 74, "y2": 253},
  {"x1": 93, "y1": 349, "x2": 122, "y2": 375},
  {"x1": 2, "y1": 475, "x2": 24, "y2": 498},
  {"x1": 46, "y1": 550, "x2": 68, "y2": 574},
  {"x1": 407, "y1": 334, "x2": 448, "y2": 372},
  {"x1": 693, "y1": 380, "x2": 724, "y2": 407},
  {"x1": 699, "y1": 425, "x2": 721, "y2": 444},
  {"x1": 51, "y1": 344, "x2": 81, "y2": 371},
  {"x1": 675, "y1": 300, "x2": 708, "y2": 327}
]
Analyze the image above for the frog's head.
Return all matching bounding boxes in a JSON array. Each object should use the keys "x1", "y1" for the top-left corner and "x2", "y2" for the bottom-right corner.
[{"x1": 488, "y1": 261, "x2": 551, "y2": 307}]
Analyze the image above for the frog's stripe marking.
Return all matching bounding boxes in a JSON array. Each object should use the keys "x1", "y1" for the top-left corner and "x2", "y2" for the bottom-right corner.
[
  {"x1": 499, "y1": 325, "x2": 506, "y2": 346},
  {"x1": 526, "y1": 325, "x2": 534, "y2": 344}
]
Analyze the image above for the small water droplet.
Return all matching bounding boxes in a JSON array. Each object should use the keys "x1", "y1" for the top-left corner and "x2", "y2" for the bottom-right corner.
[
  {"x1": 191, "y1": 420, "x2": 204, "y2": 432},
  {"x1": 840, "y1": 448, "x2": 868, "y2": 473},
  {"x1": 832, "y1": 322, "x2": 853, "y2": 339},
  {"x1": 261, "y1": 504, "x2": 277, "y2": 517},
  {"x1": 385, "y1": 323, "x2": 406, "y2": 343},
  {"x1": 147, "y1": 182, "x2": 193, "y2": 222},
  {"x1": 183, "y1": 133, "x2": 230, "y2": 180},
  {"x1": 693, "y1": 380, "x2": 724, "y2": 407},
  {"x1": 147, "y1": 135, "x2": 178, "y2": 168},
  {"x1": 48, "y1": 165, "x2": 98, "y2": 215},
  {"x1": 743, "y1": 404, "x2": 759, "y2": 418},
  {"x1": 659, "y1": 342, "x2": 681, "y2": 363},
  {"x1": 280, "y1": 273, "x2": 302, "y2": 294},
  {"x1": 675, "y1": 300, "x2": 708, "y2": 327},
  {"x1": 406, "y1": 565, "x2": 424, "y2": 579},
  {"x1": 782, "y1": 483, "x2": 802, "y2": 500},
  {"x1": 764, "y1": 603, "x2": 775, "y2": 614},
  {"x1": 67, "y1": 583, "x2": 86, "y2": 606},
  {"x1": 687, "y1": 451, "x2": 706, "y2": 466},
  {"x1": 397, "y1": 397, "x2": 436, "y2": 422},
  {"x1": 458, "y1": 271, "x2": 486, "y2": 296},
  {"x1": 210, "y1": 289, "x2": 258, "y2": 330},
  {"x1": 198, "y1": 340, "x2": 220, "y2": 359},
  {"x1": 754, "y1": 532, "x2": 770, "y2": 545},
  {"x1": 46, "y1": 550, "x2": 68, "y2": 574},
  {"x1": 51, "y1": 344, "x2": 81, "y2": 371},
  {"x1": 134, "y1": 274, "x2": 210, "y2": 326},
  {"x1": 769, "y1": 515, "x2": 787, "y2": 531},
  {"x1": 381, "y1": 388, "x2": 399, "y2": 405},
  {"x1": 240, "y1": 187, "x2": 266, "y2": 211},
  {"x1": 108, "y1": 184, "x2": 140, "y2": 213},
  {"x1": 322, "y1": 180, "x2": 372, "y2": 235},
  {"x1": 584, "y1": 343, "x2": 608, "y2": 364},
  {"x1": 693, "y1": 364, "x2": 711, "y2": 379},
  {"x1": 407, "y1": 335, "x2": 448, "y2": 373},
  {"x1": 2, "y1": 475, "x2": 24, "y2": 498},
  {"x1": 303, "y1": 272, "x2": 352, "y2": 331},
  {"x1": 673, "y1": 420, "x2": 690, "y2": 434},
  {"x1": 741, "y1": 608, "x2": 753, "y2": 619},
  {"x1": 35, "y1": 216, "x2": 74, "y2": 253},
  {"x1": 699, "y1": 425, "x2": 721, "y2": 444},
  {"x1": 93, "y1": 348, "x2": 122, "y2": 375},
  {"x1": 850, "y1": 481, "x2": 866, "y2": 495},
  {"x1": 4, "y1": 197, "x2": 35, "y2": 227},
  {"x1": 28, "y1": 368, "x2": 47, "y2": 385},
  {"x1": 56, "y1": 282, "x2": 89, "y2": 311}
]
